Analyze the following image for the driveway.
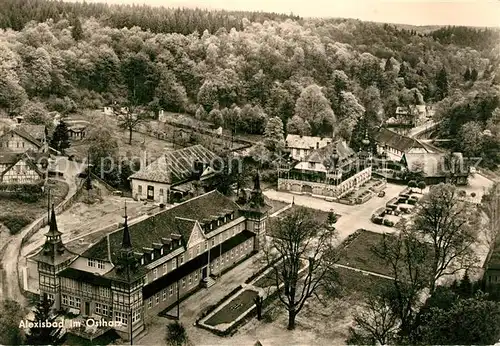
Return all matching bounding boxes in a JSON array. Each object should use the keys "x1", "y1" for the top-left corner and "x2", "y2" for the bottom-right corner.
[{"x1": 264, "y1": 183, "x2": 406, "y2": 242}]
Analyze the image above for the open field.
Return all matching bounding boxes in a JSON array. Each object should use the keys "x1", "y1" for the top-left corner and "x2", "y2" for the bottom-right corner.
[
  {"x1": 338, "y1": 229, "x2": 393, "y2": 277},
  {"x1": 274, "y1": 204, "x2": 337, "y2": 224}
]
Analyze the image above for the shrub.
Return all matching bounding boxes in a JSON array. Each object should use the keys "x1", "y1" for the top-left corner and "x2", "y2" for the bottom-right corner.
[
  {"x1": 458, "y1": 190, "x2": 467, "y2": 197},
  {"x1": 0, "y1": 214, "x2": 33, "y2": 235},
  {"x1": 417, "y1": 181, "x2": 426, "y2": 192},
  {"x1": 383, "y1": 219, "x2": 394, "y2": 227},
  {"x1": 471, "y1": 192, "x2": 477, "y2": 198},
  {"x1": 165, "y1": 321, "x2": 188, "y2": 346},
  {"x1": 408, "y1": 180, "x2": 417, "y2": 188}
]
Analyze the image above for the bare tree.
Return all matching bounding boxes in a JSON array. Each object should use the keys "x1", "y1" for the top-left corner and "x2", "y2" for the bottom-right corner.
[
  {"x1": 371, "y1": 222, "x2": 431, "y2": 339},
  {"x1": 412, "y1": 183, "x2": 479, "y2": 292},
  {"x1": 263, "y1": 207, "x2": 338, "y2": 330},
  {"x1": 348, "y1": 289, "x2": 400, "y2": 345},
  {"x1": 118, "y1": 108, "x2": 146, "y2": 144}
]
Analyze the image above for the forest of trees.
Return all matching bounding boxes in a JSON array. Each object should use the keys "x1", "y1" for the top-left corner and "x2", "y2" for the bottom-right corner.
[{"x1": 0, "y1": 0, "x2": 498, "y2": 164}]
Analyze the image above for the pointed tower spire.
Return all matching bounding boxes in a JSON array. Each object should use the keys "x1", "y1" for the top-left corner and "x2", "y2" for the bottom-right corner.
[
  {"x1": 46, "y1": 204, "x2": 62, "y2": 238},
  {"x1": 253, "y1": 170, "x2": 261, "y2": 191},
  {"x1": 121, "y1": 202, "x2": 132, "y2": 249},
  {"x1": 248, "y1": 171, "x2": 265, "y2": 209}
]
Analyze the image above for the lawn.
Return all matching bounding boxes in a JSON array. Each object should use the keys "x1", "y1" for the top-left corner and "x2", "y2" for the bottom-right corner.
[
  {"x1": 336, "y1": 266, "x2": 392, "y2": 298},
  {"x1": 275, "y1": 205, "x2": 337, "y2": 225},
  {"x1": 0, "y1": 179, "x2": 69, "y2": 235},
  {"x1": 204, "y1": 289, "x2": 259, "y2": 327},
  {"x1": 337, "y1": 229, "x2": 393, "y2": 277},
  {"x1": 265, "y1": 198, "x2": 289, "y2": 215}
]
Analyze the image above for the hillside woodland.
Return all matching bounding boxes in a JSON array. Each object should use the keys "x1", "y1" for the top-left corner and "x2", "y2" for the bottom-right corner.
[{"x1": 0, "y1": 0, "x2": 499, "y2": 166}]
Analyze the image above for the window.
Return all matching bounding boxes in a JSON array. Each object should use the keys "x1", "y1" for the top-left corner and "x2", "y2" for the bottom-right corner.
[
  {"x1": 197, "y1": 244, "x2": 200, "y2": 254},
  {"x1": 161, "y1": 248, "x2": 164, "y2": 256},
  {"x1": 180, "y1": 255, "x2": 184, "y2": 264},
  {"x1": 204, "y1": 241, "x2": 208, "y2": 250},
  {"x1": 115, "y1": 312, "x2": 128, "y2": 326},
  {"x1": 169, "y1": 285, "x2": 174, "y2": 296},
  {"x1": 144, "y1": 275, "x2": 148, "y2": 285},
  {"x1": 160, "y1": 189, "x2": 164, "y2": 196},
  {"x1": 163, "y1": 263, "x2": 167, "y2": 274},
  {"x1": 155, "y1": 294, "x2": 159, "y2": 305},
  {"x1": 215, "y1": 258, "x2": 219, "y2": 267},
  {"x1": 82, "y1": 283, "x2": 92, "y2": 294},
  {"x1": 132, "y1": 310, "x2": 141, "y2": 324},
  {"x1": 95, "y1": 303, "x2": 108, "y2": 316},
  {"x1": 153, "y1": 268, "x2": 158, "y2": 280},
  {"x1": 62, "y1": 294, "x2": 68, "y2": 306},
  {"x1": 99, "y1": 287, "x2": 111, "y2": 298},
  {"x1": 138, "y1": 185, "x2": 143, "y2": 195},
  {"x1": 194, "y1": 270, "x2": 198, "y2": 281},
  {"x1": 211, "y1": 238, "x2": 215, "y2": 247},
  {"x1": 210, "y1": 223, "x2": 213, "y2": 230},
  {"x1": 188, "y1": 274, "x2": 192, "y2": 285},
  {"x1": 87, "y1": 259, "x2": 96, "y2": 267},
  {"x1": 171, "y1": 260, "x2": 177, "y2": 270},
  {"x1": 163, "y1": 289, "x2": 167, "y2": 301},
  {"x1": 141, "y1": 258, "x2": 144, "y2": 265},
  {"x1": 148, "y1": 298, "x2": 152, "y2": 309},
  {"x1": 230, "y1": 213, "x2": 234, "y2": 220},
  {"x1": 151, "y1": 253, "x2": 154, "y2": 260},
  {"x1": 182, "y1": 278, "x2": 186, "y2": 288},
  {"x1": 231, "y1": 249, "x2": 234, "y2": 258},
  {"x1": 75, "y1": 297, "x2": 81, "y2": 308}
]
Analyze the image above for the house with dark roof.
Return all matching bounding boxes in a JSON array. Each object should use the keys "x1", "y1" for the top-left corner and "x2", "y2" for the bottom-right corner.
[
  {"x1": 374, "y1": 128, "x2": 432, "y2": 161},
  {"x1": 0, "y1": 149, "x2": 47, "y2": 184},
  {"x1": 278, "y1": 139, "x2": 372, "y2": 199},
  {"x1": 0, "y1": 126, "x2": 45, "y2": 153},
  {"x1": 129, "y1": 144, "x2": 219, "y2": 203},
  {"x1": 401, "y1": 152, "x2": 469, "y2": 185},
  {"x1": 30, "y1": 179, "x2": 270, "y2": 341},
  {"x1": 285, "y1": 134, "x2": 333, "y2": 161}
]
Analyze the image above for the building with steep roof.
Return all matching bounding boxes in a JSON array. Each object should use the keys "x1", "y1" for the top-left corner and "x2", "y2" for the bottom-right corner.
[
  {"x1": 401, "y1": 152, "x2": 469, "y2": 185},
  {"x1": 374, "y1": 127, "x2": 433, "y2": 161},
  {"x1": 129, "y1": 144, "x2": 219, "y2": 203},
  {"x1": 0, "y1": 149, "x2": 47, "y2": 184},
  {"x1": 31, "y1": 183, "x2": 270, "y2": 341},
  {"x1": 278, "y1": 139, "x2": 372, "y2": 198},
  {"x1": 285, "y1": 134, "x2": 333, "y2": 161}
]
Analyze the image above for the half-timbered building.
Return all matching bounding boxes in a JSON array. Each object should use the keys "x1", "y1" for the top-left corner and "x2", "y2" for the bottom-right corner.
[{"x1": 32, "y1": 176, "x2": 270, "y2": 341}]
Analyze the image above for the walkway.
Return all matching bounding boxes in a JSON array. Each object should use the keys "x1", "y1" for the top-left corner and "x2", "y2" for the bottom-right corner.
[{"x1": 0, "y1": 157, "x2": 82, "y2": 303}]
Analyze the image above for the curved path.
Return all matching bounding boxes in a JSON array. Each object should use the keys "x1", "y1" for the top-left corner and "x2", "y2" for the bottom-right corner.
[{"x1": 0, "y1": 157, "x2": 81, "y2": 304}]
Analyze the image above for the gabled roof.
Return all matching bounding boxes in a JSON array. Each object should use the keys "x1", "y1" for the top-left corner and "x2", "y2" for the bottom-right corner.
[
  {"x1": 81, "y1": 190, "x2": 241, "y2": 263},
  {"x1": 0, "y1": 127, "x2": 43, "y2": 148},
  {"x1": 19, "y1": 125, "x2": 46, "y2": 141},
  {"x1": 305, "y1": 140, "x2": 355, "y2": 164},
  {"x1": 0, "y1": 151, "x2": 45, "y2": 180},
  {"x1": 286, "y1": 134, "x2": 333, "y2": 150},
  {"x1": 403, "y1": 152, "x2": 469, "y2": 177},
  {"x1": 130, "y1": 144, "x2": 218, "y2": 184},
  {"x1": 375, "y1": 128, "x2": 428, "y2": 153},
  {"x1": 0, "y1": 151, "x2": 21, "y2": 165}
]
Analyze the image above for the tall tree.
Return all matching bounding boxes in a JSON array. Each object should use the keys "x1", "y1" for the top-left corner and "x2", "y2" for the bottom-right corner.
[
  {"x1": 412, "y1": 183, "x2": 479, "y2": 293},
  {"x1": 294, "y1": 84, "x2": 335, "y2": 136},
  {"x1": 286, "y1": 115, "x2": 310, "y2": 136},
  {"x1": 263, "y1": 207, "x2": 338, "y2": 330},
  {"x1": 263, "y1": 116, "x2": 285, "y2": 152},
  {"x1": 118, "y1": 109, "x2": 146, "y2": 145},
  {"x1": 435, "y1": 67, "x2": 449, "y2": 101},
  {"x1": 0, "y1": 299, "x2": 25, "y2": 345},
  {"x1": 50, "y1": 121, "x2": 70, "y2": 154},
  {"x1": 70, "y1": 16, "x2": 84, "y2": 41},
  {"x1": 165, "y1": 321, "x2": 189, "y2": 346},
  {"x1": 371, "y1": 223, "x2": 431, "y2": 339},
  {"x1": 25, "y1": 294, "x2": 64, "y2": 345}
]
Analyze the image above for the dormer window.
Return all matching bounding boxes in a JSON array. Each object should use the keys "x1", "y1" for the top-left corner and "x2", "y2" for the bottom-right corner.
[
  {"x1": 230, "y1": 213, "x2": 234, "y2": 220},
  {"x1": 210, "y1": 223, "x2": 213, "y2": 230},
  {"x1": 160, "y1": 248, "x2": 164, "y2": 256},
  {"x1": 224, "y1": 216, "x2": 227, "y2": 223},
  {"x1": 141, "y1": 258, "x2": 144, "y2": 265},
  {"x1": 217, "y1": 220, "x2": 220, "y2": 226},
  {"x1": 151, "y1": 253, "x2": 154, "y2": 260}
]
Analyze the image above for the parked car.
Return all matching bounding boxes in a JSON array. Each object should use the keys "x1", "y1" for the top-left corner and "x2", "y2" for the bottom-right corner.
[{"x1": 378, "y1": 191, "x2": 386, "y2": 197}]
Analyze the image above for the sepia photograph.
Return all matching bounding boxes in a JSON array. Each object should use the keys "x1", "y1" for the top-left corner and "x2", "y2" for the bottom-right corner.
[{"x1": 0, "y1": 0, "x2": 499, "y2": 345}]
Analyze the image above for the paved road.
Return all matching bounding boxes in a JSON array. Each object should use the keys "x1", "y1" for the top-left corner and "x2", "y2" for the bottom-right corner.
[
  {"x1": 0, "y1": 157, "x2": 81, "y2": 303},
  {"x1": 408, "y1": 120, "x2": 440, "y2": 138},
  {"x1": 263, "y1": 183, "x2": 406, "y2": 243}
]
